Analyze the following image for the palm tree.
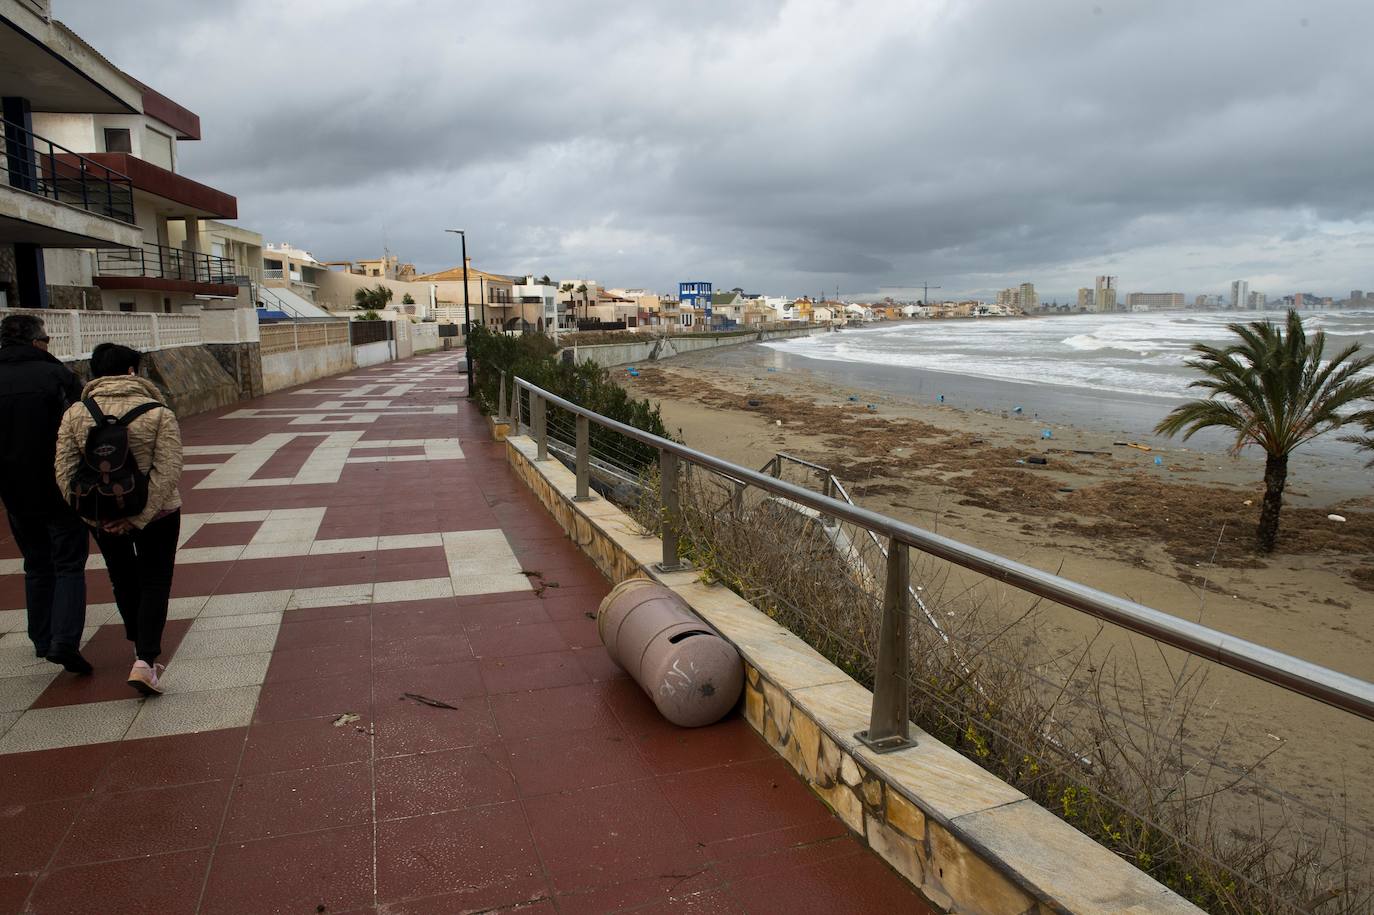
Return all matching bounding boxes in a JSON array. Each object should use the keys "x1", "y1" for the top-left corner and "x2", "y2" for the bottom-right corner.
[
  {"x1": 1155, "y1": 309, "x2": 1374, "y2": 553},
  {"x1": 1343, "y1": 411, "x2": 1374, "y2": 466}
]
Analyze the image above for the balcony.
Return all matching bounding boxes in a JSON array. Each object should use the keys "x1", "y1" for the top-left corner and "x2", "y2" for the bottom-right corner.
[
  {"x1": 1, "y1": 118, "x2": 142, "y2": 249},
  {"x1": 95, "y1": 241, "x2": 239, "y2": 296}
]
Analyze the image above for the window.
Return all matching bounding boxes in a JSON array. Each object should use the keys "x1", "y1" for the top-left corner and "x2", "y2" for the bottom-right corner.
[
  {"x1": 264, "y1": 259, "x2": 283, "y2": 270},
  {"x1": 119, "y1": 302, "x2": 135, "y2": 312},
  {"x1": 104, "y1": 128, "x2": 132, "y2": 153},
  {"x1": 162, "y1": 298, "x2": 172, "y2": 314}
]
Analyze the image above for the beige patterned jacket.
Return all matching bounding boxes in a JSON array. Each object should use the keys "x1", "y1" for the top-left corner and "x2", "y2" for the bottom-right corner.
[{"x1": 54, "y1": 374, "x2": 183, "y2": 529}]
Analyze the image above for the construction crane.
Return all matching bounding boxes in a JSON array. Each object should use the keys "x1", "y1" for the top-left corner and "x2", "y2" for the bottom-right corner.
[{"x1": 917, "y1": 282, "x2": 941, "y2": 306}]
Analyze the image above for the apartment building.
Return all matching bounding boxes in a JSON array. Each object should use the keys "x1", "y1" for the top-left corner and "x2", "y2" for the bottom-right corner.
[
  {"x1": 1126, "y1": 292, "x2": 1185, "y2": 311},
  {"x1": 1094, "y1": 276, "x2": 1118, "y2": 313},
  {"x1": 0, "y1": 4, "x2": 246, "y2": 314},
  {"x1": 1, "y1": 1, "x2": 154, "y2": 307}
]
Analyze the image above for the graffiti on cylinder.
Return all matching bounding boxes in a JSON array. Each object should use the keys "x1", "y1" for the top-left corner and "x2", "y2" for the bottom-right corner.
[{"x1": 660, "y1": 657, "x2": 702, "y2": 698}]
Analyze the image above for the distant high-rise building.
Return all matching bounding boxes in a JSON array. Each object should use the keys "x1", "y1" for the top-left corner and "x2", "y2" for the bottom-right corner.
[
  {"x1": 1231, "y1": 280, "x2": 1250, "y2": 310},
  {"x1": 996, "y1": 287, "x2": 1017, "y2": 307},
  {"x1": 1351, "y1": 290, "x2": 1364, "y2": 303},
  {"x1": 1126, "y1": 292, "x2": 1185, "y2": 311},
  {"x1": 1077, "y1": 288, "x2": 1094, "y2": 311},
  {"x1": 1194, "y1": 294, "x2": 1209, "y2": 309},
  {"x1": 1018, "y1": 282, "x2": 1038, "y2": 312},
  {"x1": 1094, "y1": 276, "x2": 1117, "y2": 313},
  {"x1": 1247, "y1": 290, "x2": 1266, "y2": 310}
]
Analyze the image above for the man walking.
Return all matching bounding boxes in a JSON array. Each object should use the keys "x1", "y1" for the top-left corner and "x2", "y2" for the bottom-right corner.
[{"x1": 0, "y1": 314, "x2": 91, "y2": 673}]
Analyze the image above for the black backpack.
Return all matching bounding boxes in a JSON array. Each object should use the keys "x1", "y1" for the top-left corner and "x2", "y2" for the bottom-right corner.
[{"x1": 69, "y1": 399, "x2": 162, "y2": 522}]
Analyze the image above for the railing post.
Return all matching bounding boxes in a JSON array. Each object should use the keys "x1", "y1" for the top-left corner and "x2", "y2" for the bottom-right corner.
[
  {"x1": 511, "y1": 385, "x2": 522, "y2": 438},
  {"x1": 78, "y1": 159, "x2": 89, "y2": 210},
  {"x1": 149, "y1": 314, "x2": 162, "y2": 350},
  {"x1": 855, "y1": 536, "x2": 915, "y2": 753},
  {"x1": 731, "y1": 480, "x2": 745, "y2": 516},
  {"x1": 497, "y1": 372, "x2": 508, "y2": 423},
  {"x1": 821, "y1": 475, "x2": 837, "y2": 528},
  {"x1": 574, "y1": 413, "x2": 592, "y2": 502},
  {"x1": 70, "y1": 310, "x2": 83, "y2": 360},
  {"x1": 655, "y1": 450, "x2": 688, "y2": 572},
  {"x1": 533, "y1": 392, "x2": 548, "y2": 461}
]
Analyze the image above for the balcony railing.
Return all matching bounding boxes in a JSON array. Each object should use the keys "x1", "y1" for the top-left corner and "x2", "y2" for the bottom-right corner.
[
  {"x1": 0, "y1": 306, "x2": 202, "y2": 360},
  {"x1": 97, "y1": 241, "x2": 238, "y2": 285},
  {"x1": 1, "y1": 118, "x2": 136, "y2": 225}
]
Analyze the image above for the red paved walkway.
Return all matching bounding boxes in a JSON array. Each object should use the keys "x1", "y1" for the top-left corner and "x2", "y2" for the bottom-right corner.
[{"x1": 0, "y1": 353, "x2": 928, "y2": 914}]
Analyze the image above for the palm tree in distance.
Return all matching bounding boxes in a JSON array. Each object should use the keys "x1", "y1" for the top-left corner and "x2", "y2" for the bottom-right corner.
[
  {"x1": 1155, "y1": 309, "x2": 1374, "y2": 553},
  {"x1": 1343, "y1": 412, "x2": 1374, "y2": 466}
]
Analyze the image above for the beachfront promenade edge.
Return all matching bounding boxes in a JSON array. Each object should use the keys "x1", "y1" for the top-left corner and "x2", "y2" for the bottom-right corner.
[{"x1": 502, "y1": 431, "x2": 1204, "y2": 915}]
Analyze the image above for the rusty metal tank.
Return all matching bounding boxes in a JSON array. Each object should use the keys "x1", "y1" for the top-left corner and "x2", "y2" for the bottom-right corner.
[{"x1": 597, "y1": 579, "x2": 743, "y2": 727}]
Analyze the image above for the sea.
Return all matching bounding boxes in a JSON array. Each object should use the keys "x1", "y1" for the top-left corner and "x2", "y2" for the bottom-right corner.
[{"x1": 761, "y1": 310, "x2": 1374, "y2": 471}]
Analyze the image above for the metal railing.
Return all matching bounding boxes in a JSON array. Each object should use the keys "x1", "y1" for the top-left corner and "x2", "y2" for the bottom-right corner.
[
  {"x1": 1, "y1": 117, "x2": 135, "y2": 224},
  {"x1": 96, "y1": 241, "x2": 238, "y2": 285},
  {"x1": 508, "y1": 375, "x2": 1374, "y2": 741}
]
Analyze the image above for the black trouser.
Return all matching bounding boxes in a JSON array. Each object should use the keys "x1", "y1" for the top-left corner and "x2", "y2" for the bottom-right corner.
[
  {"x1": 5, "y1": 507, "x2": 90, "y2": 655},
  {"x1": 93, "y1": 511, "x2": 180, "y2": 664}
]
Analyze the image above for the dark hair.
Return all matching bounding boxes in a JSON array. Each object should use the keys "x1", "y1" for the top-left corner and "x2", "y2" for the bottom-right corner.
[
  {"x1": 0, "y1": 313, "x2": 46, "y2": 347},
  {"x1": 90, "y1": 342, "x2": 142, "y2": 377}
]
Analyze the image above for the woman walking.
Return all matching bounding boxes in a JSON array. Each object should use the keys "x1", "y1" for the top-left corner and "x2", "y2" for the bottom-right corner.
[{"x1": 55, "y1": 343, "x2": 183, "y2": 695}]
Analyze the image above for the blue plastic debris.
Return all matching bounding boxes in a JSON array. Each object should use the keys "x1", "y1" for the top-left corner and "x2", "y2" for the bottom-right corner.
[
  {"x1": 766, "y1": 367, "x2": 777, "y2": 372},
  {"x1": 848, "y1": 395, "x2": 859, "y2": 402},
  {"x1": 1012, "y1": 405, "x2": 1023, "y2": 414},
  {"x1": 1041, "y1": 429, "x2": 1053, "y2": 439},
  {"x1": 1154, "y1": 456, "x2": 1164, "y2": 466},
  {"x1": 937, "y1": 394, "x2": 945, "y2": 403}
]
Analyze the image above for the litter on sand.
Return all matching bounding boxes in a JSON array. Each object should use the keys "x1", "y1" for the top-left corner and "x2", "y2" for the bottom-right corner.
[{"x1": 1328, "y1": 514, "x2": 1347, "y2": 523}]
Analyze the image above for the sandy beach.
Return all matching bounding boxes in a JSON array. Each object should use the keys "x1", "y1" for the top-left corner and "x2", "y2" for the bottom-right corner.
[{"x1": 619, "y1": 340, "x2": 1374, "y2": 840}]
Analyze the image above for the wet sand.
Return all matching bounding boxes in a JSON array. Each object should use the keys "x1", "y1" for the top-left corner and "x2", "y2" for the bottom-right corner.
[{"x1": 620, "y1": 342, "x2": 1374, "y2": 840}]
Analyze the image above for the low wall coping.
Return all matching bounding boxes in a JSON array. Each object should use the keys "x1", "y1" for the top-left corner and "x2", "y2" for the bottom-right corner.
[{"x1": 504, "y1": 433, "x2": 1201, "y2": 915}]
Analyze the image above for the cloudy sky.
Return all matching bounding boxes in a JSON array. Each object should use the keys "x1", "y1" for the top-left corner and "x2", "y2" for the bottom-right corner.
[{"x1": 56, "y1": 0, "x2": 1374, "y2": 302}]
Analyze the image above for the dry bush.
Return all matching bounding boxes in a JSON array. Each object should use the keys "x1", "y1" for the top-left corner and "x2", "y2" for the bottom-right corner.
[{"x1": 624, "y1": 464, "x2": 1372, "y2": 914}]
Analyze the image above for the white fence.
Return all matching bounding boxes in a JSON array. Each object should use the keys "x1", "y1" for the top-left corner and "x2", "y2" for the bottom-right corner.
[{"x1": 0, "y1": 308, "x2": 204, "y2": 361}]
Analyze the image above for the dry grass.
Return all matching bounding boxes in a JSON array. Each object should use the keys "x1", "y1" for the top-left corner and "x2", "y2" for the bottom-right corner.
[{"x1": 621, "y1": 462, "x2": 1372, "y2": 914}]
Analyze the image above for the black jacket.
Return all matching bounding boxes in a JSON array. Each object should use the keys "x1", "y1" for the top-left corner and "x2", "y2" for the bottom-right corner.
[{"x1": 0, "y1": 343, "x2": 84, "y2": 515}]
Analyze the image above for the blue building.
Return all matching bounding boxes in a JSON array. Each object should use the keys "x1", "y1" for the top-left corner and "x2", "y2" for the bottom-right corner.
[{"x1": 679, "y1": 281, "x2": 713, "y2": 324}]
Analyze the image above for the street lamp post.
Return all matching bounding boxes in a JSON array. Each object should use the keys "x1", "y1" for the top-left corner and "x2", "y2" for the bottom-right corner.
[{"x1": 445, "y1": 229, "x2": 473, "y2": 396}]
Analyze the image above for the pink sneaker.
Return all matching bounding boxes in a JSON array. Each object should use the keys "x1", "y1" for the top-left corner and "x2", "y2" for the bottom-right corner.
[{"x1": 128, "y1": 661, "x2": 165, "y2": 696}]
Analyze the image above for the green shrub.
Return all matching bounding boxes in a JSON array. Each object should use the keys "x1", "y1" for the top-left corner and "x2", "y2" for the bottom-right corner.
[{"x1": 466, "y1": 325, "x2": 671, "y2": 469}]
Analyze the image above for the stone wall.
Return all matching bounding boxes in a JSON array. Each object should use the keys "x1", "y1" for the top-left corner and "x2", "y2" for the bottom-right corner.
[
  {"x1": 503, "y1": 434, "x2": 1203, "y2": 915},
  {"x1": 206, "y1": 342, "x2": 264, "y2": 400},
  {"x1": 0, "y1": 244, "x2": 16, "y2": 306},
  {"x1": 144, "y1": 345, "x2": 240, "y2": 416}
]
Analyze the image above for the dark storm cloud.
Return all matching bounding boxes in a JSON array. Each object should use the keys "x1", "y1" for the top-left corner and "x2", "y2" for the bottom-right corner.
[{"x1": 51, "y1": 0, "x2": 1374, "y2": 299}]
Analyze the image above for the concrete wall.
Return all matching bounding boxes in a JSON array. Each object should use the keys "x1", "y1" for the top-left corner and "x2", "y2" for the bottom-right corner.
[
  {"x1": 352, "y1": 339, "x2": 394, "y2": 368},
  {"x1": 567, "y1": 324, "x2": 821, "y2": 367},
  {"x1": 261, "y1": 342, "x2": 353, "y2": 394}
]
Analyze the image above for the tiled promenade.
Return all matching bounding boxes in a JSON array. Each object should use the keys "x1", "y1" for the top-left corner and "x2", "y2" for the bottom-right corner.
[{"x1": 0, "y1": 352, "x2": 928, "y2": 914}]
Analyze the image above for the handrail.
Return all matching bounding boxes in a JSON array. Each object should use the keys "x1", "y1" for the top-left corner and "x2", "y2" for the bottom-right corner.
[
  {"x1": 1, "y1": 117, "x2": 135, "y2": 224},
  {"x1": 512, "y1": 375, "x2": 1374, "y2": 724}
]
